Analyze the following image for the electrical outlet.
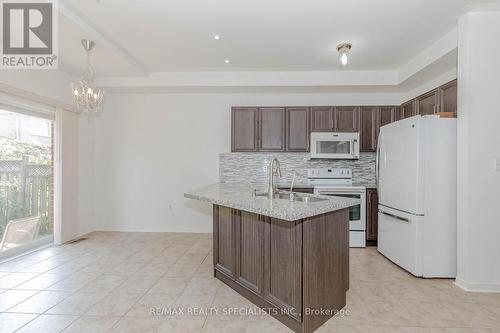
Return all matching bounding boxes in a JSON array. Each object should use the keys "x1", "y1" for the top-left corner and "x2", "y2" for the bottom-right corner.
[{"x1": 494, "y1": 158, "x2": 500, "y2": 171}]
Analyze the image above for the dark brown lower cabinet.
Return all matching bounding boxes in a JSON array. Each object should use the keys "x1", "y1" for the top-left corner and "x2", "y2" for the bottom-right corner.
[
  {"x1": 366, "y1": 188, "x2": 378, "y2": 246},
  {"x1": 213, "y1": 205, "x2": 349, "y2": 333}
]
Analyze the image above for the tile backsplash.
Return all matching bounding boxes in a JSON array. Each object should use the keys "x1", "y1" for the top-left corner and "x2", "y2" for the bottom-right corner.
[{"x1": 219, "y1": 152, "x2": 376, "y2": 188}]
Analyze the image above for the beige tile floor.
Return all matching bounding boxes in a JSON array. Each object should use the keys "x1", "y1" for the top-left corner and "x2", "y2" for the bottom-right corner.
[{"x1": 0, "y1": 231, "x2": 498, "y2": 332}]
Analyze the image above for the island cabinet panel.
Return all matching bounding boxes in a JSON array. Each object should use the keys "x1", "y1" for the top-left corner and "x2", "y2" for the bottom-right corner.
[
  {"x1": 235, "y1": 211, "x2": 265, "y2": 295},
  {"x1": 259, "y1": 107, "x2": 286, "y2": 151},
  {"x1": 302, "y1": 209, "x2": 349, "y2": 332},
  {"x1": 310, "y1": 107, "x2": 334, "y2": 132},
  {"x1": 334, "y1": 106, "x2": 359, "y2": 132},
  {"x1": 265, "y1": 218, "x2": 303, "y2": 322},
  {"x1": 213, "y1": 205, "x2": 350, "y2": 333},
  {"x1": 213, "y1": 206, "x2": 235, "y2": 277},
  {"x1": 286, "y1": 107, "x2": 310, "y2": 151},
  {"x1": 231, "y1": 107, "x2": 258, "y2": 152}
]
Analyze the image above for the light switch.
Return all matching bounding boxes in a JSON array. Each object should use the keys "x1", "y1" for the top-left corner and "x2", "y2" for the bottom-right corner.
[{"x1": 495, "y1": 158, "x2": 500, "y2": 171}]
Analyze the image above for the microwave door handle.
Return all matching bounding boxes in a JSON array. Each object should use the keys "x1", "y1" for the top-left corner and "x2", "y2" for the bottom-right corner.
[{"x1": 351, "y1": 139, "x2": 358, "y2": 158}]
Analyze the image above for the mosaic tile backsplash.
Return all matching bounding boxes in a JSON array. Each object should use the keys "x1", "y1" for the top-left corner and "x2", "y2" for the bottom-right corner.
[{"x1": 219, "y1": 152, "x2": 376, "y2": 188}]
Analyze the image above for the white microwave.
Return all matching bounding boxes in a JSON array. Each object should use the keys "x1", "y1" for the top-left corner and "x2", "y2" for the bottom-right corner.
[{"x1": 310, "y1": 132, "x2": 360, "y2": 159}]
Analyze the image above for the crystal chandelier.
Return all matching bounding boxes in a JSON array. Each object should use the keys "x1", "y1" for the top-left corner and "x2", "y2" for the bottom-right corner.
[{"x1": 72, "y1": 39, "x2": 105, "y2": 115}]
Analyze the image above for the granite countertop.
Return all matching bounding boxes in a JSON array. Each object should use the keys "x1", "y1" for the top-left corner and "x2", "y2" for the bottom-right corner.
[{"x1": 184, "y1": 183, "x2": 360, "y2": 221}]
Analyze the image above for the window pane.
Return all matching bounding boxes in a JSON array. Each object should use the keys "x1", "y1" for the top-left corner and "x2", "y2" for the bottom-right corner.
[{"x1": 0, "y1": 110, "x2": 53, "y2": 253}]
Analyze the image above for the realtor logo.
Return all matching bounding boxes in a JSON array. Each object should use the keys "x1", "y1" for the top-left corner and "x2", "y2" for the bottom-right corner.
[{"x1": 1, "y1": 0, "x2": 58, "y2": 69}]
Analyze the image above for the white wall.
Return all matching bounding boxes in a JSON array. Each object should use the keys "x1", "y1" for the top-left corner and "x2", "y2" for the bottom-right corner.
[
  {"x1": 456, "y1": 11, "x2": 500, "y2": 292},
  {"x1": 77, "y1": 117, "x2": 96, "y2": 236},
  {"x1": 0, "y1": 70, "x2": 75, "y2": 106},
  {"x1": 92, "y1": 92, "x2": 403, "y2": 232},
  {"x1": 54, "y1": 109, "x2": 79, "y2": 243}
]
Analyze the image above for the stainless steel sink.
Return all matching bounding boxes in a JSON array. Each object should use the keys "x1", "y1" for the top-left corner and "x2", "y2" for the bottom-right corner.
[{"x1": 276, "y1": 192, "x2": 328, "y2": 203}]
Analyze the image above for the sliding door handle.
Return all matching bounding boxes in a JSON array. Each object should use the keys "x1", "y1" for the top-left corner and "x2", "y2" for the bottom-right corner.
[{"x1": 378, "y1": 209, "x2": 410, "y2": 223}]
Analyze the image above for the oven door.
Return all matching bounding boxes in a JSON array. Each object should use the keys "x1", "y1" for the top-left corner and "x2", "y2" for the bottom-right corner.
[
  {"x1": 314, "y1": 188, "x2": 366, "y2": 231},
  {"x1": 311, "y1": 137, "x2": 359, "y2": 159}
]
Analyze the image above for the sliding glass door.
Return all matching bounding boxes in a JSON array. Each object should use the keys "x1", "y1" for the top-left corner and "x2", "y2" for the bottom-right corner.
[{"x1": 0, "y1": 109, "x2": 54, "y2": 257}]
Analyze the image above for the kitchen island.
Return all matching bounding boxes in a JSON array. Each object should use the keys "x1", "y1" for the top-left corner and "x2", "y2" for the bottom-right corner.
[{"x1": 184, "y1": 183, "x2": 359, "y2": 333}]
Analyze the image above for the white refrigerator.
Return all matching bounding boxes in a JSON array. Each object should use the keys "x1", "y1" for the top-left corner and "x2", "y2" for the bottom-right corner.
[{"x1": 377, "y1": 115, "x2": 457, "y2": 278}]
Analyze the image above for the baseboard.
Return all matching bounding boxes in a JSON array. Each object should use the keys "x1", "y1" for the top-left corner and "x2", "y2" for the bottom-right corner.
[{"x1": 455, "y1": 277, "x2": 500, "y2": 293}]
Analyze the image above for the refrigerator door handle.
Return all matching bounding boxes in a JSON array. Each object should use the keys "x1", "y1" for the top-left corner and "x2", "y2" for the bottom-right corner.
[
  {"x1": 376, "y1": 134, "x2": 381, "y2": 191},
  {"x1": 378, "y1": 209, "x2": 410, "y2": 223}
]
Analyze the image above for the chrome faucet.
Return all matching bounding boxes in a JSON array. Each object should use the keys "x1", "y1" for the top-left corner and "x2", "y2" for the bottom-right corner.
[{"x1": 267, "y1": 158, "x2": 282, "y2": 199}]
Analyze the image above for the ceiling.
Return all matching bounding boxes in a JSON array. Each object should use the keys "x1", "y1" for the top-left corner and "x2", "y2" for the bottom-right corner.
[{"x1": 57, "y1": 0, "x2": 488, "y2": 78}]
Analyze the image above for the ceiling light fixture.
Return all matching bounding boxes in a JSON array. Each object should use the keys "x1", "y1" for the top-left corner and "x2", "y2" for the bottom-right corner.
[
  {"x1": 337, "y1": 42, "x2": 352, "y2": 67},
  {"x1": 214, "y1": 34, "x2": 220, "y2": 40},
  {"x1": 71, "y1": 39, "x2": 105, "y2": 115},
  {"x1": 224, "y1": 59, "x2": 230, "y2": 64}
]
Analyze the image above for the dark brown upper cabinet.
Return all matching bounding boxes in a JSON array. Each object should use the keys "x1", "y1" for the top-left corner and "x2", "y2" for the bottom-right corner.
[
  {"x1": 259, "y1": 107, "x2": 286, "y2": 151},
  {"x1": 310, "y1": 107, "x2": 334, "y2": 132},
  {"x1": 438, "y1": 80, "x2": 457, "y2": 114},
  {"x1": 286, "y1": 107, "x2": 310, "y2": 152},
  {"x1": 379, "y1": 106, "x2": 397, "y2": 127},
  {"x1": 360, "y1": 107, "x2": 378, "y2": 152},
  {"x1": 416, "y1": 90, "x2": 438, "y2": 115},
  {"x1": 230, "y1": 80, "x2": 457, "y2": 153},
  {"x1": 231, "y1": 107, "x2": 258, "y2": 152},
  {"x1": 401, "y1": 100, "x2": 416, "y2": 119},
  {"x1": 334, "y1": 106, "x2": 359, "y2": 132},
  {"x1": 310, "y1": 106, "x2": 358, "y2": 133}
]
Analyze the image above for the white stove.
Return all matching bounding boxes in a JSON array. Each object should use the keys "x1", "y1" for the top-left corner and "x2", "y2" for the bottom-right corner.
[{"x1": 307, "y1": 168, "x2": 366, "y2": 247}]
